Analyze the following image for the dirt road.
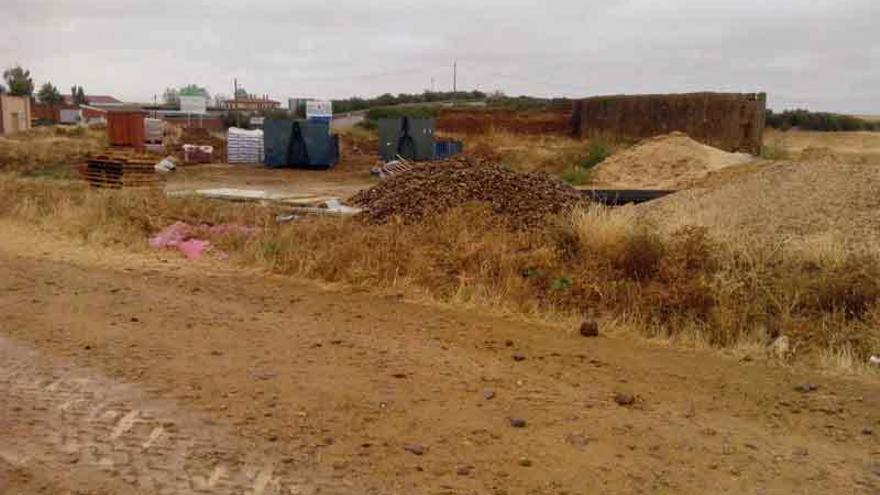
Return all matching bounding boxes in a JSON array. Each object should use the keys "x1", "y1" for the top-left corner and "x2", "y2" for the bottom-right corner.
[{"x1": 0, "y1": 223, "x2": 877, "y2": 494}]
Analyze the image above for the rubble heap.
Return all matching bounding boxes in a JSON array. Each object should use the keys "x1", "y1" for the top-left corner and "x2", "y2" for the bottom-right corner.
[{"x1": 351, "y1": 160, "x2": 586, "y2": 228}]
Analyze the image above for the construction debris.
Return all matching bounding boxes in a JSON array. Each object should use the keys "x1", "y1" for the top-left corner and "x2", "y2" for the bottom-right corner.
[
  {"x1": 148, "y1": 221, "x2": 255, "y2": 261},
  {"x1": 154, "y1": 156, "x2": 177, "y2": 173},
  {"x1": 227, "y1": 127, "x2": 263, "y2": 164},
  {"x1": 177, "y1": 188, "x2": 339, "y2": 206},
  {"x1": 351, "y1": 160, "x2": 586, "y2": 228},
  {"x1": 371, "y1": 159, "x2": 415, "y2": 179},
  {"x1": 182, "y1": 144, "x2": 214, "y2": 164},
  {"x1": 80, "y1": 150, "x2": 162, "y2": 189}
]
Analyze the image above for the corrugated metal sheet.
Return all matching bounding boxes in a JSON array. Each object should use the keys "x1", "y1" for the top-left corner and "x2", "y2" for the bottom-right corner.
[{"x1": 106, "y1": 111, "x2": 146, "y2": 149}]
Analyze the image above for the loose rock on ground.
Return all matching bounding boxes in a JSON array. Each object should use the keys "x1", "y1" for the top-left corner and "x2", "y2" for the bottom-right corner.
[{"x1": 351, "y1": 159, "x2": 586, "y2": 229}]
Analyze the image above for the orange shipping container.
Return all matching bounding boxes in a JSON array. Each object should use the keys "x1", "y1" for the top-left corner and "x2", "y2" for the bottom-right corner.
[{"x1": 106, "y1": 111, "x2": 146, "y2": 149}]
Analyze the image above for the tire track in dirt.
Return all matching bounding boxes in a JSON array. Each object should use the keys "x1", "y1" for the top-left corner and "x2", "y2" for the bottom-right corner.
[{"x1": 0, "y1": 336, "x2": 347, "y2": 494}]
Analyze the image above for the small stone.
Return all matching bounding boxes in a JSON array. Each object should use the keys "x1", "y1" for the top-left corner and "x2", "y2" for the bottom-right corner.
[
  {"x1": 794, "y1": 383, "x2": 819, "y2": 393},
  {"x1": 403, "y1": 443, "x2": 427, "y2": 456},
  {"x1": 565, "y1": 433, "x2": 591, "y2": 450},
  {"x1": 456, "y1": 465, "x2": 473, "y2": 476},
  {"x1": 483, "y1": 390, "x2": 496, "y2": 400},
  {"x1": 130, "y1": 317, "x2": 140, "y2": 323},
  {"x1": 579, "y1": 320, "x2": 599, "y2": 337},
  {"x1": 83, "y1": 345, "x2": 92, "y2": 350},
  {"x1": 512, "y1": 353, "x2": 526, "y2": 362},
  {"x1": 518, "y1": 457, "x2": 532, "y2": 467},
  {"x1": 614, "y1": 393, "x2": 636, "y2": 406},
  {"x1": 509, "y1": 418, "x2": 527, "y2": 428},
  {"x1": 862, "y1": 428, "x2": 874, "y2": 436},
  {"x1": 504, "y1": 339, "x2": 514, "y2": 347}
]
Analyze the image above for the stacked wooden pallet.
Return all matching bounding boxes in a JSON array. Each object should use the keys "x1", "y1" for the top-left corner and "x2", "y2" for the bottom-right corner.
[{"x1": 81, "y1": 150, "x2": 161, "y2": 189}]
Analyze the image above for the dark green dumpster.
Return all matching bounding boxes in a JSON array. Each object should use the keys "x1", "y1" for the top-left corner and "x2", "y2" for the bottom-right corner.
[
  {"x1": 264, "y1": 119, "x2": 339, "y2": 169},
  {"x1": 379, "y1": 117, "x2": 437, "y2": 161}
]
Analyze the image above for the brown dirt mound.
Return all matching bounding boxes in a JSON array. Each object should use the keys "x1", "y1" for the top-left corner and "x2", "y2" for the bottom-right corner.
[
  {"x1": 351, "y1": 160, "x2": 585, "y2": 228},
  {"x1": 637, "y1": 160, "x2": 880, "y2": 251},
  {"x1": 591, "y1": 132, "x2": 755, "y2": 189}
]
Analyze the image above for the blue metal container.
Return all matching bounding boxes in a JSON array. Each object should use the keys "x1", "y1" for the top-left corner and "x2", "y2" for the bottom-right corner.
[{"x1": 433, "y1": 139, "x2": 463, "y2": 160}]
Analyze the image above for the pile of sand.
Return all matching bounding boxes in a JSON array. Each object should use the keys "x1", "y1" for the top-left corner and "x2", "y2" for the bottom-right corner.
[
  {"x1": 351, "y1": 160, "x2": 585, "y2": 229},
  {"x1": 591, "y1": 132, "x2": 755, "y2": 189},
  {"x1": 637, "y1": 160, "x2": 880, "y2": 251}
]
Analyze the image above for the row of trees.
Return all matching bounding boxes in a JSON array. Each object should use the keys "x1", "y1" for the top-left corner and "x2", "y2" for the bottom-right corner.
[
  {"x1": 332, "y1": 90, "x2": 487, "y2": 114},
  {"x1": 1, "y1": 64, "x2": 89, "y2": 106},
  {"x1": 765, "y1": 109, "x2": 880, "y2": 132}
]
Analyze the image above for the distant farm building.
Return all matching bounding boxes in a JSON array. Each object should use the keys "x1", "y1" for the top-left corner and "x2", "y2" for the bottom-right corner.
[
  {"x1": 223, "y1": 96, "x2": 280, "y2": 112},
  {"x1": 0, "y1": 94, "x2": 32, "y2": 134}
]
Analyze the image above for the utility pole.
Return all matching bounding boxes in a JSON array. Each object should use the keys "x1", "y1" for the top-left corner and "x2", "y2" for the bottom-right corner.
[
  {"x1": 233, "y1": 78, "x2": 240, "y2": 127},
  {"x1": 453, "y1": 61, "x2": 457, "y2": 94}
]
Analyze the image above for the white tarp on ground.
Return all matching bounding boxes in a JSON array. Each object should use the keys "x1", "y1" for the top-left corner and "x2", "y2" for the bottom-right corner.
[{"x1": 226, "y1": 127, "x2": 264, "y2": 164}]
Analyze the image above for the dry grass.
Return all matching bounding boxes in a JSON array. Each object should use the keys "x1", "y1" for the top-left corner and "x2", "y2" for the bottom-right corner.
[
  {"x1": 449, "y1": 129, "x2": 615, "y2": 179},
  {"x1": 2, "y1": 174, "x2": 877, "y2": 369},
  {"x1": 0, "y1": 126, "x2": 106, "y2": 176},
  {"x1": 763, "y1": 129, "x2": 880, "y2": 165}
]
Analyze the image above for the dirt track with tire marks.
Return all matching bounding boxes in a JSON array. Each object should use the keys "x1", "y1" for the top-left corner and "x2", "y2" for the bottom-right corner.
[
  {"x1": 0, "y1": 337, "x2": 343, "y2": 494},
  {"x1": 0, "y1": 223, "x2": 878, "y2": 494}
]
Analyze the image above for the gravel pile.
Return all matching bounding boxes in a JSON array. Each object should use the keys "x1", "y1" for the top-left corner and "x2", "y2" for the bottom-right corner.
[{"x1": 351, "y1": 161, "x2": 586, "y2": 228}]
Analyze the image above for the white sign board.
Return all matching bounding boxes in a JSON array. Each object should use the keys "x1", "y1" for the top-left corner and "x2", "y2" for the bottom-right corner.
[
  {"x1": 250, "y1": 116, "x2": 265, "y2": 127},
  {"x1": 179, "y1": 95, "x2": 207, "y2": 115},
  {"x1": 306, "y1": 100, "x2": 332, "y2": 119}
]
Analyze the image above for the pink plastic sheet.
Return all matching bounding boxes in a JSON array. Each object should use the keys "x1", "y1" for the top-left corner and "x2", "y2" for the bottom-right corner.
[{"x1": 148, "y1": 222, "x2": 254, "y2": 261}]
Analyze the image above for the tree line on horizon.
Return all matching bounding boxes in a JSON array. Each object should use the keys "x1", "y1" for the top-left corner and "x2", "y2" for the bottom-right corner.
[{"x1": 3, "y1": 63, "x2": 878, "y2": 132}]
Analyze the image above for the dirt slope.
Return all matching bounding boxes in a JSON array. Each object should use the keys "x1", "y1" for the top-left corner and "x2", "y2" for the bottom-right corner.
[
  {"x1": 637, "y1": 160, "x2": 880, "y2": 250},
  {"x1": 0, "y1": 223, "x2": 877, "y2": 494},
  {"x1": 591, "y1": 132, "x2": 754, "y2": 189}
]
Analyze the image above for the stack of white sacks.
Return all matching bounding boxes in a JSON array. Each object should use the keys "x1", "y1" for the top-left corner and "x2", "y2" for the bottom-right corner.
[{"x1": 227, "y1": 127, "x2": 264, "y2": 164}]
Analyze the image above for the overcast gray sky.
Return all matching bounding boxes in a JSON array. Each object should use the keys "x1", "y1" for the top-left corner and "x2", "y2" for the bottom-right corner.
[{"x1": 3, "y1": 0, "x2": 878, "y2": 113}]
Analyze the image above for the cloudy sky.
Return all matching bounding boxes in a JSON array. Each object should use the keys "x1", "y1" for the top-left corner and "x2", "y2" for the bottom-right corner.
[{"x1": 3, "y1": 0, "x2": 878, "y2": 113}]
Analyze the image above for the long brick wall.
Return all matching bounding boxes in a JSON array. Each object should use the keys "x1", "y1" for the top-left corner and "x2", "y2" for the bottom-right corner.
[{"x1": 571, "y1": 92, "x2": 766, "y2": 154}]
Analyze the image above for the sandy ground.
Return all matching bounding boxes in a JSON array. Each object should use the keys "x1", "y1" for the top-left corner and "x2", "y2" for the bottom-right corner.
[
  {"x1": 0, "y1": 221, "x2": 878, "y2": 494},
  {"x1": 165, "y1": 138, "x2": 379, "y2": 201},
  {"x1": 164, "y1": 163, "x2": 376, "y2": 200},
  {"x1": 764, "y1": 130, "x2": 880, "y2": 164},
  {"x1": 590, "y1": 132, "x2": 754, "y2": 189},
  {"x1": 636, "y1": 159, "x2": 880, "y2": 250}
]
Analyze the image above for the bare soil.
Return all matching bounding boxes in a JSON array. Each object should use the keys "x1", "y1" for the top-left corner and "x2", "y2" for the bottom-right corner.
[
  {"x1": 163, "y1": 138, "x2": 378, "y2": 200},
  {"x1": 1, "y1": 222, "x2": 878, "y2": 494}
]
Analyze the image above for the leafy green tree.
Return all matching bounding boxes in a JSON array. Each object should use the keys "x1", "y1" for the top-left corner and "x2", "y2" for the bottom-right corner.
[
  {"x1": 70, "y1": 85, "x2": 87, "y2": 105},
  {"x1": 3, "y1": 65, "x2": 34, "y2": 96},
  {"x1": 37, "y1": 82, "x2": 63, "y2": 105}
]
